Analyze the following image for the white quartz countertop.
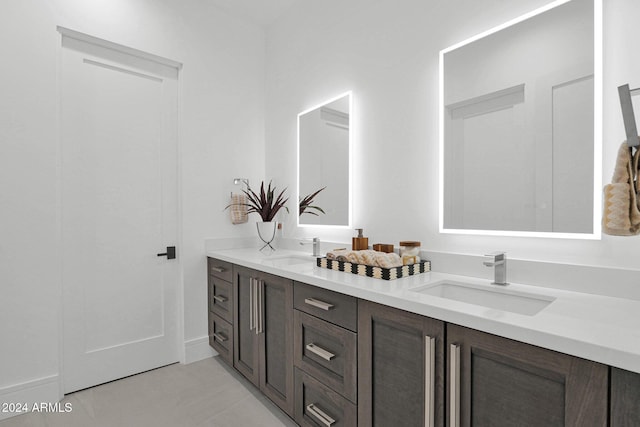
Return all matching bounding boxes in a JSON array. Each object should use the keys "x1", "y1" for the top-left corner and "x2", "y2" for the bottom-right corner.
[{"x1": 206, "y1": 248, "x2": 640, "y2": 374}]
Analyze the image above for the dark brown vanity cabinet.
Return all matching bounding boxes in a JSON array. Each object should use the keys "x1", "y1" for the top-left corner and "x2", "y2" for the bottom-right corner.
[
  {"x1": 610, "y1": 367, "x2": 640, "y2": 426},
  {"x1": 233, "y1": 265, "x2": 294, "y2": 416},
  {"x1": 295, "y1": 369, "x2": 357, "y2": 427},
  {"x1": 207, "y1": 257, "x2": 633, "y2": 427},
  {"x1": 446, "y1": 324, "x2": 608, "y2": 427},
  {"x1": 293, "y1": 282, "x2": 358, "y2": 427},
  {"x1": 207, "y1": 258, "x2": 234, "y2": 366},
  {"x1": 358, "y1": 300, "x2": 445, "y2": 427}
]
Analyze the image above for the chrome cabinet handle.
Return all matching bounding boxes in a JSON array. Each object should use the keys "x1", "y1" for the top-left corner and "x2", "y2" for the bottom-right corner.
[
  {"x1": 425, "y1": 336, "x2": 436, "y2": 427},
  {"x1": 212, "y1": 332, "x2": 228, "y2": 342},
  {"x1": 450, "y1": 343, "x2": 461, "y2": 427},
  {"x1": 249, "y1": 278, "x2": 255, "y2": 331},
  {"x1": 256, "y1": 279, "x2": 263, "y2": 334},
  {"x1": 306, "y1": 343, "x2": 335, "y2": 361},
  {"x1": 212, "y1": 295, "x2": 227, "y2": 303},
  {"x1": 253, "y1": 278, "x2": 259, "y2": 333},
  {"x1": 210, "y1": 266, "x2": 225, "y2": 273},
  {"x1": 306, "y1": 403, "x2": 336, "y2": 427},
  {"x1": 304, "y1": 297, "x2": 334, "y2": 311}
]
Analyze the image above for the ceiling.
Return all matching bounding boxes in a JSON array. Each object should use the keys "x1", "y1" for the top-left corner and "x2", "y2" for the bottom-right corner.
[{"x1": 207, "y1": 0, "x2": 301, "y2": 27}]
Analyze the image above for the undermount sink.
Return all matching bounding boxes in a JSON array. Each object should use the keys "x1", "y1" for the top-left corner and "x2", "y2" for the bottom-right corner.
[
  {"x1": 262, "y1": 254, "x2": 315, "y2": 267},
  {"x1": 410, "y1": 281, "x2": 555, "y2": 316}
]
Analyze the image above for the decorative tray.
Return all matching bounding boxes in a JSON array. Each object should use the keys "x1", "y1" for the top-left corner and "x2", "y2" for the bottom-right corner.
[{"x1": 316, "y1": 257, "x2": 430, "y2": 281}]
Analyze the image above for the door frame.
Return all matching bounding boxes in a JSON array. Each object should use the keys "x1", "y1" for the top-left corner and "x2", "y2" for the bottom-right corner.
[{"x1": 55, "y1": 26, "x2": 184, "y2": 398}]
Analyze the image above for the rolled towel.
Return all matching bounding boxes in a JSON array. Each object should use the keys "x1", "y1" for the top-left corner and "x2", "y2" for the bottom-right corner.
[
  {"x1": 326, "y1": 249, "x2": 348, "y2": 260},
  {"x1": 325, "y1": 249, "x2": 403, "y2": 268},
  {"x1": 346, "y1": 251, "x2": 360, "y2": 264},
  {"x1": 361, "y1": 250, "x2": 378, "y2": 266},
  {"x1": 375, "y1": 252, "x2": 402, "y2": 268}
]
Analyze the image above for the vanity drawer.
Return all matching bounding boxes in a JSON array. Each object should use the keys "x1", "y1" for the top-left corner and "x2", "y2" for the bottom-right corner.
[
  {"x1": 294, "y1": 368, "x2": 357, "y2": 427},
  {"x1": 294, "y1": 282, "x2": 357, "y2": 332},
  {"x1": 208, "y1": 276, "x2": 233, "y2": 323},
  {"x1": 208, "y1": 312, "x2": 233, "y2": 366},
  {"x1": 294, "y1": 310, "x2": 357, "y2": 402},
  {"x1": 207, "y1": 257, "x2": 233, "y2": 282}
]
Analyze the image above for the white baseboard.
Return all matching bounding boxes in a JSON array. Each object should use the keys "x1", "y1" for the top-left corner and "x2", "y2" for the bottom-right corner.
[
  {"x1": 0, "y1": 375, "x2": 61, "y2": 421},
  {"x1": 183, "y1": 336, "x2": 215, "y2": 364}
]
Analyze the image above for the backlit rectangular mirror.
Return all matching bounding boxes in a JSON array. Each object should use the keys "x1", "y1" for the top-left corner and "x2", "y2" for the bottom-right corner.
[
  {"x1": 298, "y1": 92, "x2": 352, "y2": 227},
  {"x1": 439, "y1": 0, "x2": 601, "y2": 239}
]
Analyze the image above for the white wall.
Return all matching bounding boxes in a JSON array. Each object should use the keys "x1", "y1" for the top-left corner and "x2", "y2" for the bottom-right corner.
[
  {"x1": 265, "y1": 0, "x2": 640, "y2": 271},
  {"x1": 0, "y1": 0, "x2": 265, "y2": 408}
]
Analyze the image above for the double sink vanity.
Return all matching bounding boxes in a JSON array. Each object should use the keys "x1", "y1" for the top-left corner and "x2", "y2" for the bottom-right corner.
[
  {"x1": 206, "y1": 247, "x2": 640, "y2": 427},
  {"x1": 202, "y1": 1, "x2": 638, "y2": 425}
]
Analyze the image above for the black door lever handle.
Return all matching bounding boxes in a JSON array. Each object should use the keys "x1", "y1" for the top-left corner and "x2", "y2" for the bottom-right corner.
[{"x1": 157, "y1": 246, "x2": 176, "y2": 260}]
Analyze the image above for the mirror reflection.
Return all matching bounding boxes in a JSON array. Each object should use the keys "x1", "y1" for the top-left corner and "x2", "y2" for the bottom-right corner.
[
  {"x1": 298, "y1": 92, "x2": 351, "y2": 227},
  {"x1": 441, "y1": 0, "x2": 598, "y2": 236}
]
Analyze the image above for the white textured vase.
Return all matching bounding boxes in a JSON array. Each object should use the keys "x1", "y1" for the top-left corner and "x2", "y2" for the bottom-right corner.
[{"x1": 256, "y1": 221, "x2": 277, "y2": 252}]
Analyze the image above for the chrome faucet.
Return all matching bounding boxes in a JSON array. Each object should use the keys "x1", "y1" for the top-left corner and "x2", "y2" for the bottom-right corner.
[
  {"x1": 483, "y1": 252, "x2": 507, "y2": 285},
  {"x1": 300, "y1": 237, "x2": 321, "y2": 257}
]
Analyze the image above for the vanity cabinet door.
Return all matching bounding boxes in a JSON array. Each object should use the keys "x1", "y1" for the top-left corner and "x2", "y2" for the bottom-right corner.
[
  {"x1": 610, "y1": 367, "x2": 640, "y2": 426},
  {"x1": 232, "y1": 266, "x2": 294, "y2": 416},
  {"x1": 447, "y1": 324, "x2": 608, "y2": 427},
  {"x1": 208, "y1": 275, "x2": 233, "y2": 323},
  {"x1": 295, "y1": 368, "x2": 357, "y2": 427},
  {"x1": 358, "y1": 300, "x2": 445, "y2": 427},
  {"x1": 294, "y1": 309, "x2": 358, "y2": 402},
  {"x1": 207, "y1": 257, "x2": 234, "y2": 366},
  {"x1": 208, "y1": 257, "x2": 233, "y2": 282},
  {"x1": 294, "y1": 281, "x2": 358, "y2": 332},
  {"x1": 233, "y1": 266, "x2": 260, "y2": 387},
  {"x1": 257, "y1": 270, "x2": 294, "y2": 416},
  {"x1": 208, "y1": 312, "x2": 233, "y2": 366}
]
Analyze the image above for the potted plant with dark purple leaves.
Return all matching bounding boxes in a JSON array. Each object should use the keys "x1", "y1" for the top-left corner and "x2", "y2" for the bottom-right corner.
[
  {"x1": 227, "y1": 180, "x2": 289, "y2": 251},
  {"x1": 299, "y1": 186, "x2": 326, "y2": 216}
]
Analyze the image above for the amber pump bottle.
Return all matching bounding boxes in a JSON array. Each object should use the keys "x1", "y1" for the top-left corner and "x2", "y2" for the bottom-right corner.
[{"x1": 352, "y1": 228, "x2": 369, "y2": 250}]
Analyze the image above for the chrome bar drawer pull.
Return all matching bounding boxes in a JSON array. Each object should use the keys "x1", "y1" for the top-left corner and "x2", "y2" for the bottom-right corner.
[
  {"x1": 304, "y1": 298, "x2": 334, "y2": 311},
  {"x1": 425, "y1": 336, "x2": 436, "y2": 427},
  {"x1": 249, "y1": 278, "x2": 255, "y2": 331},
  {"x1": 306, "y1": 403, "x2": 336, "y2": 427},
  {"x1": 210, "y1": 266, "x2": 225, "y2": 273},
  {"x1": 450, "y1": 343, "x2": 461, "y2": 427},
  {"x1": 253, "y1": 278, "x2": 260, "y2": 334},
  {"x1": 306, "y1": 343, "x2": 336, "y2": 361},
  {"x1": 257, "y1": 279, "x2": 264, "y2": 334},
  {"x1": 212, "y1": 295, "x2": 227, "y2": 303},
  {"x1": 212, "y1": 332, "x2": 228, "y2": 342}
]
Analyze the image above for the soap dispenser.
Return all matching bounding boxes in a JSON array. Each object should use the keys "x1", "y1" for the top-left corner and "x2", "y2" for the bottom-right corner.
[{"x1": 352, "y1": 228, "x2": 369, "y2": 251}]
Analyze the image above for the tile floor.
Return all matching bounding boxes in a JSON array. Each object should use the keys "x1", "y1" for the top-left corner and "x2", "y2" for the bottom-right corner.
[{"x1": 0, "y1": 357, "x2": 297, "y2": 427}]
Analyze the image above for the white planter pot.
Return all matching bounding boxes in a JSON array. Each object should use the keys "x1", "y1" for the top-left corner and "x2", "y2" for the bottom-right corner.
[{"x1": 256, "y1": 221, "x2": 277, "y2": 252}]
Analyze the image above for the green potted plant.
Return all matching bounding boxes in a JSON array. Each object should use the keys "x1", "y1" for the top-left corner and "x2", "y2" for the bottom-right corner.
[{"x1": 299, "y1": 186, "x2": 326, "y2": 216}]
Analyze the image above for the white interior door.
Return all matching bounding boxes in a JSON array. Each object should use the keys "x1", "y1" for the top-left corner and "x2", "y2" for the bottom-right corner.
[{"x1": 60, "y1": 29, "x2": 180, "y2": 393}]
